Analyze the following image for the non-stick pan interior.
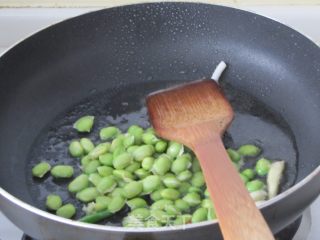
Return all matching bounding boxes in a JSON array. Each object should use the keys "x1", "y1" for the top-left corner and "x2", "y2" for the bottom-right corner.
[
  {"x1": 23, "y1": 80, "x2": 297, "y2": 223},
  {"x1": 0, "y1": 2, "x2": 320, "y2": 219}
]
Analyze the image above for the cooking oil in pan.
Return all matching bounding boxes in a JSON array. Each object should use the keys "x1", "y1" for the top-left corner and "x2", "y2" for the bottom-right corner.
[{"x1": 26, "y1": 80, "x2": 298, "y2": 225}]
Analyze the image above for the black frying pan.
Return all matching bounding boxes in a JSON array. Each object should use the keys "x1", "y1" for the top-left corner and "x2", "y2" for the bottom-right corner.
[{"x1": 0, "y1": 3, "x2": 320, "y2": 240}]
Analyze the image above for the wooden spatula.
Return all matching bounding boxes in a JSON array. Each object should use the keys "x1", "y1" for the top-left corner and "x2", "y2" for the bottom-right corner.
[{"x1": 146, "y1": 79, "x2": 275, "y2": 240}]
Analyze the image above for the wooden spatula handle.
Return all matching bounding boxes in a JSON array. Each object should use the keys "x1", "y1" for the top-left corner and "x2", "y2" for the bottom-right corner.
[{"x1": 193, "y1": 134, "x2": 275, "y2": 240}]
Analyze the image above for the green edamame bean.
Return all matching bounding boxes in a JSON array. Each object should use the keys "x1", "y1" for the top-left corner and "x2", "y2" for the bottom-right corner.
[
  {"x1": 175, "y1": 199, "x2": 190, "y2": 213},
  {"x1": 68, "y1": 174, "x2": 89, "y2": 193},
  {"x1": 108, "y1": 196, "x2": 126, "y2": 213},
  {"x1": 191, "y1": 158, "x2": 201, "y2": 172},
  {"x1": 173, "y1": 154, "x2": 191, "y2": 166},
  {"x1": 130, "y1": 208, "x2": 150, "y2": 220},
  {"x1": 182, "y1": 153, "x2": 192, "y2": 160},
  {"x1": 183, "y1": 192, "x2": 201, "y2": 207},
  {"x1": 146, "y1": 127, "x2": 155, "y2": 134},
  {"x1": 151, "y1": 199, "x2": 173, "y2": 210},
  {"x1": 150, "y1": 209, "x2": 172, "y2": 224},
  {"x1": 173, "y1": 217, "x2": 184, "y2": 226},
  {"x1": 207, "y1": 208, "x2": 217, "y2": 220},
  {"x1": 246, "y1": 179, "x2": 265, "y2": 192},
  {"x1": 162, "y1": 175, "x2": 181, "y2": 188},
  {"x1": 123, "y1": 181, "x2": 143, "y2": 199},
  {"x1": 113, "y1": 153, "x2": 133, "y2": 170},
  {"x1": 73, "y1": 115, "x2": 94, "y2": 133},
  {"x1": 98, "y1": 153, "x2": 113, "y2": 166},
  {"x1": 96, "y1": 195, "x2": 112, "y2": 206},
  {"x1": 32, "y1": 162, "x2": 51, "y2": 178},
  {"x1": 166, "y1": 142, "x2": 183, "y2": 158},
  {"x1": 142, "y1": 175, "x2": 161, "y2": 193},
  {"x1": 88, "y1": 173, "x2": 102, "y2": 186},
  {"x1": 177, "y1": 170, "x2": 193, "y2": 181},
  {"x1": 188, "y1": 186, "x2": 202, "y2": 194},
  {"x1": 141, "y1": 157, "x2": 154, "y2": 171},
  {"x1": 56, "y1": 203, "x2": 76, "y2": 219},
  {"x1": 51, "y1": 165, "x2": 74, "y2": 178},
  {"x1": 76, "y1": 187, "x2": 99, "y2": 203},
  {"x1": 125, "y1": 162, "x2": 141, "y2": 173},
  {"x1": 133, "y1": 145, "x2": 154, "y2": 161},
  {"x1": 46, "y1": 194, "x2": 62, "y2": 211},
  {"x1": 110, "y1": 187, "x2": 125, "y2": 198},
  {"x1": 174, "y1": 214, "x2": 192, "y2": 225},
  {"x1": 238, "y1": 144, "x2": 261, "y2": 157},
  {"x1": 97, "y1": 166, "x2": 113, "y2": 177},
  {"x1": 80, "y1": 138, "x2": 95, "y2": 154},
  {"x1": 162, "y1": 172, "x2": 175, "y2": 178},
  {"x1": 232, "y1": 161, "x2": 241, "y2": 171},
  {"x1": 171, "y1": 155, "x2": 191, "y2": 175},
  {"x1": 117, "y1": 179, "x2": 127, "y2": 188},
  {"x1": 110, "y1": 137, "x2": 124, "y2": 153},
  {"x1": 161, "y1": 188, "x2": 180, "y2": 200},
  {"x1": 155, "y1": 140, "x2": 168, "y2": 153},
  {"x1": 191, "y1": 171, "x2": 205, "y2": 188},
  {"x1": 134, "y1": 168, "x2": 150, "y2": 179},
  {"x1": 240, "y1": 173, "x2": 249, "y2": 184},
  {"x1": 97, "y1": 176, "x2": 117, "y2": 194},
  {"x1": 112, "y1": 146, "x2": 126, "y2": 158},
  {"x1": 83, "y1": 160, "x2": 100, "y2": 174},
  {"x1": 115, "y1": 133, "x2": 126, "y2": 141},
  {"x1": 127, "y1": 145, "x2": 139, "y2": 153},
  {"x1": 113, "y1": 169, "x2": 134, "y2": 182},
  {"x1": 95, "y1": 196, "x2": 112, "y2": 211},
  {"x1": 81, "y1": 156, "x2": 91, "y2": 167},
  {"x1": 127, "y1": 125, "x2": 144, "y2": 145},
  {"x1": 150, "y1": 188, "x2": 164, "y2": 201},
  {"x1": 89, "y1": 143, "x2": 110, "y2": 159},
  {"x1": 241, "y1": 168, "x2": 255, "y2": 180},
  {"x1": 192, "y1": 208, "x2": 208, "y2": 223},
  {"x1": 204, "y1": 188, "x2": 210, "y2": 198},
  {"x1": 227, "y1": 148, "x2": 241, "y2": 162},
  {"x1": 142, "y1": 132, "x2": 159, "y2": 145},
  {"x1": 127, "y1": 125, "x2": 143, "y2": 134},
  {"x1": 178, "y1": 182, "x2": 192, "y2": 195},
  {"x1": 100, "y1": 126, "x2": 120, "y2": 140},
  {"x1": 69, "y1": 141, "x2": 84, "y2": 157},
  {"x1": 201, "y1": 199, "x2": 213, "y2": 209},
  {"x1": 152, "y1": 155, "x2": 171, "y2": 176},
  {"x1": 164, "y1": 204, "x2": 181, "y2": 215},
  {"x1": 255, "y1": 158, "x2": 271, "y2": 176},
  {"x1": 123, "y1": 134, "x2": 135, "y2": 148},
  {"x1": 127, "y1": 198, "x2": 148, "y2": 210}
]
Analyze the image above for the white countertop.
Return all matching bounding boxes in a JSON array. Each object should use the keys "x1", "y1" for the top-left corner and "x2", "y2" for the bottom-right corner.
[{"x1": 0, "y1": 5, "x2": 320, "y2": 240}]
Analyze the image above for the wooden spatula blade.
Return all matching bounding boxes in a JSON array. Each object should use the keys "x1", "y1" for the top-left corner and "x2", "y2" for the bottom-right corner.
[
  {"x1": 147, "y1": 79, "x2": 233, "y2": 147},
  {"x1": 147, "y1": 79, "x2": 275, "y2": 240}
]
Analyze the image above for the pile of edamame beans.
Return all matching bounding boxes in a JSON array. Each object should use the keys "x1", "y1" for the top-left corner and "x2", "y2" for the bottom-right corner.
[{"x1": 32, "y1": 115, "x2": 284, "y2": 227}]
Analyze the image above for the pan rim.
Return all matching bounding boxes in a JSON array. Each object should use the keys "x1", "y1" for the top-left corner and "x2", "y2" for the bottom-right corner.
[
  {"x1": 0, "y1": 2, "x2": 319, "y2": 61},
  {"x1": 0, "y1": 1, "x2": 320, "y2": 234}
]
